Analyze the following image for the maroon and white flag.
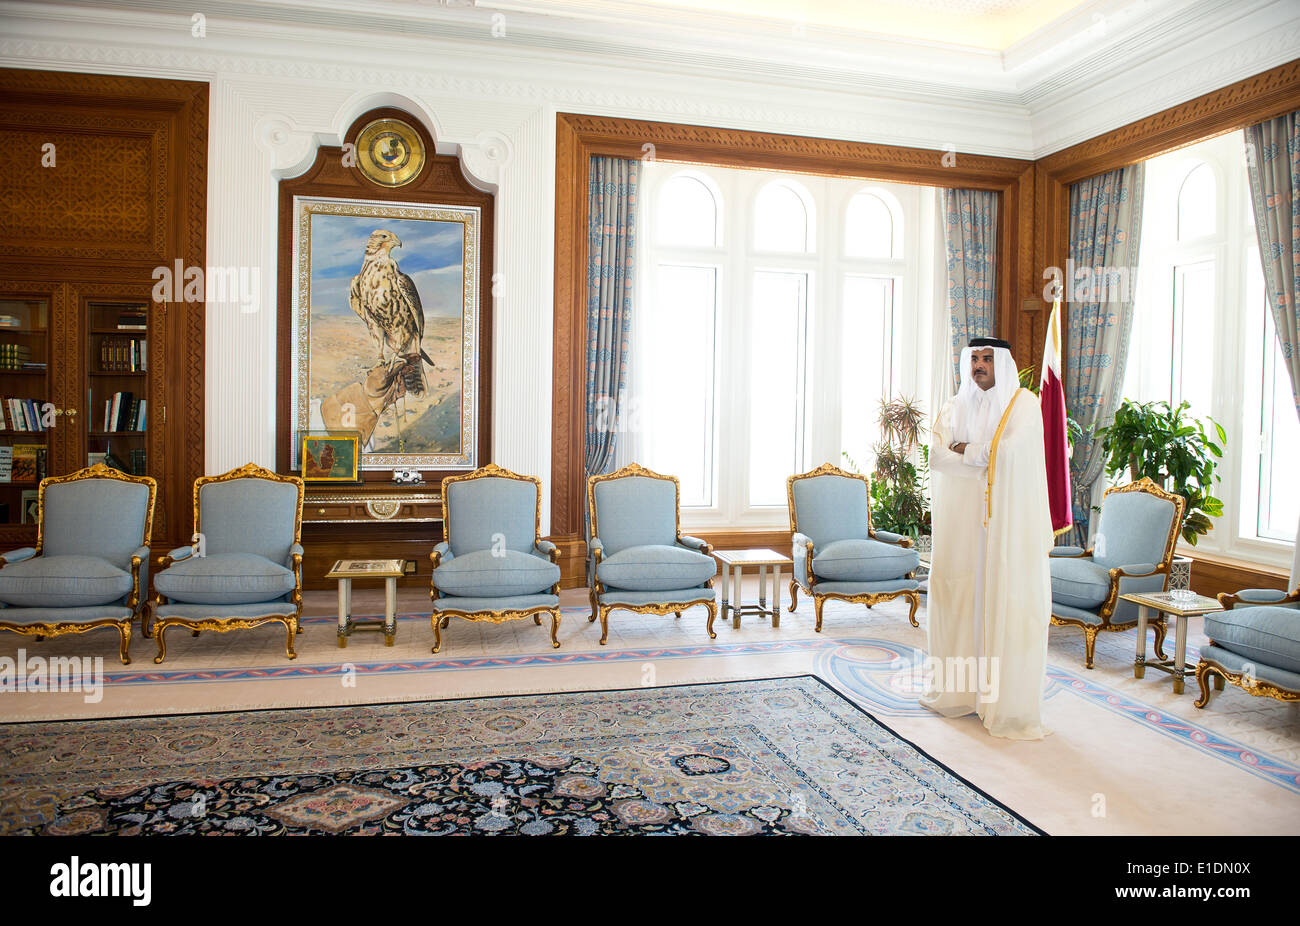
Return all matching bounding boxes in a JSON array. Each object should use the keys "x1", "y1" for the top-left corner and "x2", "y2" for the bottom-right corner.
[{"x1": 1040, "y1": 301, "x2": 1073, "y2": 535}]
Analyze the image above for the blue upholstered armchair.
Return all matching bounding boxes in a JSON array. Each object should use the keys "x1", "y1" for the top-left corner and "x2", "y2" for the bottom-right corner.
[
  {"x1": 0, "y1": 464, "x2": 155, "y2": 665},
  {"x1": 150, "y1": 463, "x2": 304, "y2": 663},
  {"x1": 1049, "y1": 477, "x2": 1185, "y2": 669},
  {"x1": 786, "y1": 463, "x2": 921, "y2": 632},
  {"x1": 586, "y1": 462, "x2": 717, "y2": 645},
  {"x1": 430, "y1": 463, "x2": 562, "y2": 654},
  {"x1": 1196, "y1": 519, "x2": 1300, "y2": 708}
]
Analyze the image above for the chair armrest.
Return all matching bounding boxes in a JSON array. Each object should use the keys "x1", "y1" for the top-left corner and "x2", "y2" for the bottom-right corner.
[
  {"x1": 429, "y1": 541, "x2": 452, "y2": 569},
  {"x1": 157, "y1": 545, "x2": 194, "y2": 569},
  {"x1": 793, "y1": 532, "x2": 814, "y2": 586},
  {"x1": 286, "y1": 542, "x2": 304, "y2": 566},
  {"x1": 1218, "y1": 588, "x2": 1300, "y2": 609},
  {"x1": 534, "y1": 539, "x2": 558, "y2": 563},
  {"x1": 1108, "y1": 563, "x2": 1159, "y2": 580},
  {"x1": 677, "y1": 534, "x2": 712, "y2": 555},
  {"x1": 869, "y1": 529, "x2": 911, "y2": 548},
  {"x1": 129, "y1": 545, "x2": 150, "y2": 609},
  {"x1": 0, "y1": 547, "x2": 37, "y2": 567},
  {"x1": 588, "y1": 537, "x2": 604, "y2": 559},
  {"x1": 1050, "y1": 546, "x2": 1089, "y2": 558}
]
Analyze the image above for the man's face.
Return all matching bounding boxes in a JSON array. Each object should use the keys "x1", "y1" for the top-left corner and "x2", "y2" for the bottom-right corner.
[{"x1": 970, "y1": 348, "x2": 996, "y2": 391}]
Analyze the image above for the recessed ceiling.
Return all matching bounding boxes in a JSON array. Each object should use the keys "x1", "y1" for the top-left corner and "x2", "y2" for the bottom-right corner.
[{"x1": 635, "y1": 0, "x2": 1094, "y2": 49}]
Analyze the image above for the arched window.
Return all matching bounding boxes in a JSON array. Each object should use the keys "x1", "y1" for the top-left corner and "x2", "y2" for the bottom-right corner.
[
  {"x1": 1177, "y1": 162, "x2": 1215, "y2": 240},
  {"x1": 657, "y1": 172, "x2": 720, "y2": 247},
  {"x1": 845, "y1": 189, "x2": 901, "y2": 258},
  {"x1": 754, "y1": 180, "x2": 814, "y2": 252}
]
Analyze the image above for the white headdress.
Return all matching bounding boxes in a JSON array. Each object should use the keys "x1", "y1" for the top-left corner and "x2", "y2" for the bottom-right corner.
[{"x1": 955, "y1": 340, "x2": 1020, "y2": 419}]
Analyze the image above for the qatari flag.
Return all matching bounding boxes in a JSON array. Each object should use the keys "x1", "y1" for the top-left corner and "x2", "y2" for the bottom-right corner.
[{"x1": 1040, "y1": 301, "x2": 1073, "y2": 535}]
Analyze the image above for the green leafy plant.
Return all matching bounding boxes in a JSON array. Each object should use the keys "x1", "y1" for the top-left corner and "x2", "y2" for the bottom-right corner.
[
  {"x1": 844, "y1": 396, "x2": 930, "y2": 539},
  {"x1": 1093, "y1": 398, "x2": 1226, "y2": 545}
]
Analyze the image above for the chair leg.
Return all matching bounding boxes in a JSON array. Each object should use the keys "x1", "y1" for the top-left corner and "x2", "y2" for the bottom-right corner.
[
  {"x1": 588, "y1": 588, "x2": 598, "y2": 623},
  {"x1": 283, "y1": 618, "x2": 297, "y2": 660},
  {"x1": 904, "y1": 591, "x2": 919, "y2": 628},
  {"x1": 153, "y1": 622, "x2": 169, "y2": 664},
  {"x1": 599, "y1": 606, "x2": 611, "y2": 645},
  {"x1": 705, "y1": 599, "x2": 717, "y2": 640},
  {"x1": 440, "y1": 615, "x2": 450, "y2": 629},
  {"x1": 191, "y1": 630, "x2": 200, "y2": 638},
  {"x1": 1194, "y1": 661, "x2": 1216, "y2": 709},
  {"x1": 788, "y1": 580, "x2": 798, "y2": 612},
  {"x1": 1152, "y1": 617, "x2": 1168, "y2": 661},
  {"x1": 548, "y1": 609, "x2": 561, "y2": 649},
  {"x1": 1083, "y1": 626, "x2": 1099, "y2": 669},
  {"x1": 432, "y1": 614, "x2": 443, "y2": 655},
  {"x1": 814, "y1": 596, "x2": 826, "y2": 633},
  {"x1": 117, "y1": 620, "x2": 132, "y2": 666}
]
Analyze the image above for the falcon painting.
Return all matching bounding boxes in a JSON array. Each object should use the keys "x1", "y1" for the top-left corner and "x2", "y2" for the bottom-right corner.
[{"x1": 349, "y1": 229, "x2": 435, "y2": 394}]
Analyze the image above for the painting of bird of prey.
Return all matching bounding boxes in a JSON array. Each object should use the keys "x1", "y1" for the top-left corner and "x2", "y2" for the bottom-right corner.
[{"x1": 291, "y1": 197, "x2": 481, "y2": 469}]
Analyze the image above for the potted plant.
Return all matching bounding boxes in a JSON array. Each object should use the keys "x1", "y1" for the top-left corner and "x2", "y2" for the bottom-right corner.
[
  {"x1": 1093, "y1": 398, "x2": 1226, "y2": 545},
  {"x1": 844, "y1": 396, "x2": 931, "y2": 542}
]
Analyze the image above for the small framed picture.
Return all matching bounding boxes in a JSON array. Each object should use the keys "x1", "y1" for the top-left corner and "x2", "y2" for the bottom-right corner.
[
  {"x1": 20, "y1": 489, "x2": 38, "y2": 524},
  {"x1": 298, "y1": 431, "x2": 360, "y2": 483}
]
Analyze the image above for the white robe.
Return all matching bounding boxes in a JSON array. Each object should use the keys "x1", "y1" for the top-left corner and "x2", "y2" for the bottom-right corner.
[{"x1": 920, "y1": 380, "x2": 1055, "y2": 740}]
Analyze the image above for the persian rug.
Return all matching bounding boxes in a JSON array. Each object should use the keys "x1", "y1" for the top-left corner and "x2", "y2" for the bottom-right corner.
[{"x1": 0, "y1": 676, "x2": 1042, "y2": 835}]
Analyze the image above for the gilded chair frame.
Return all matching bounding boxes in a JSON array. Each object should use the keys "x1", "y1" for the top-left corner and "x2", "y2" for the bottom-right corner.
[
  {"x1": 1193, "y1": 589, "x2": 1300, "y2": 708},
  {"x1": 585, "y1": 462, "x2": 717, "y2": 645},
  {"x1": 430, "y1": 462, "x2": 561, "y2": 654},
  {"x1": 0, "y1": 463, "x2": 156, "y2": 665},
  {"x1": 1049, "y1": 476, "x2": 1186, "y2": 669},
  {"x1": 785, "y1": 462, "x2": 920, "y2": 632},
  {"x1": 150, "y1": 463, "x2": 305, "y2": 663}
]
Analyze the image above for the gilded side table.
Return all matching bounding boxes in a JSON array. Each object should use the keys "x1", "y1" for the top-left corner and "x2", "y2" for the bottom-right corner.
[
  {"x1": 326, "y1": 558, "x2": 405, "y2": 647},
  {"x1": 714, "y1": 549, "x2": 791, "y2": 629},
  {"x1": 1122, "y1": 590, "x2": 1223, "y2": 695}
]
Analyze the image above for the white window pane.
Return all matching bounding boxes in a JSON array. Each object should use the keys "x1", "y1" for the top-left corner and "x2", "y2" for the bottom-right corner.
[
  {"x1": 1177, "y1": 162, "x2": 1215, "y2": 240},
  {"x1": 1172, "y1": 261, "x2": 1214, "y2": 420},
  {"x1": 840, "y1": 276, "x2": 893, "y2": 471},
  {"x1": 845, "y1": 192, "x2": 894, "y2": 258},
  {"x1": 754, "y1": 183, "x2": 810, "y2": 253},
  {"x1": 644, "y1": 264, "x2": 717, "y2": 506},
  {"x1": 657, "y1": 175, "x2": 718, "y2": 248},
  {"x1": 1260, "y1": 308, "x2": 1300, "y2": 540},
  {"x1": 749, "y1": 270, "x2": 806, "y2": 505}
]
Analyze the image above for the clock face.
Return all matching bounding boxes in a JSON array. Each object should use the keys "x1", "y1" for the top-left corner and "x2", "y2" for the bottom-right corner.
[{"x1": 355, "y1": 118, "x2": 426, "y2": 187}]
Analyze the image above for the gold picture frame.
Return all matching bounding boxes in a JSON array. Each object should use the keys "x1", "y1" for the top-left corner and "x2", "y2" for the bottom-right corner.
[{"x1": 298, "y1": 431, "x2": 360, "y2": 483}]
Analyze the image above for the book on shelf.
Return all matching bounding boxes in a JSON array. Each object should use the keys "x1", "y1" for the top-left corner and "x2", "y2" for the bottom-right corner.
[
  {"x1": 0, "y1": 316, "x2": 19, "y2": 328},
  {"x1": 0, "y1": 445, "x2": 11, "y2": 483},
  {"x1": 11, "y1": 443, "x2": 41, "y2": 483},
  {"x1": 99, "y1": 391, "x2": 144, "y2": 432},
  {"x1": 0, "y1": 344, "x2": 32, "y2": 371},
  {"x1": 129, "y1": 448, "x2": 146, "y2": 476},
  {"x1": 1, "y1": 396, "x2": 48, "y2": 432},
  {"x1": 102, "y1": 452, "x2": 128, "y2": 474}
]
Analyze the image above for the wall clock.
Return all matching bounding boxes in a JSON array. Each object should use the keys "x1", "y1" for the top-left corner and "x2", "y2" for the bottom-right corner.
[{"x1": 355, "y1": 118, "x2": 426, "y2": 187}]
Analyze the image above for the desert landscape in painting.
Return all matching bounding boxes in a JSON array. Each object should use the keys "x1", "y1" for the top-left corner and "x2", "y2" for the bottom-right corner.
[{"x1": 309, "y1": 312, "x2": 463, "y2": 454}]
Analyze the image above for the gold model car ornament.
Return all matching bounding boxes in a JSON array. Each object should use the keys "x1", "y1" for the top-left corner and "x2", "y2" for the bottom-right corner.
[{"x1": 355, "y1": 118, "x2": 426, "y2": 188}]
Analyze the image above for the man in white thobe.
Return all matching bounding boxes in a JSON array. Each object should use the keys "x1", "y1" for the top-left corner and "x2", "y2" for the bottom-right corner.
[{"x1": 919, "y1": 337, "x2": 1055, "y2": 740}]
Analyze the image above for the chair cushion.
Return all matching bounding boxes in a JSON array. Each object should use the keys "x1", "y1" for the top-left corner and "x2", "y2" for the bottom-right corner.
[
  {"x1": 434, "y1": 549, "x2": 560, "y2": 598},
  {"x1": 0, "y1": 555, "x2": 132, "y2": 608},
  {"x1": 1049, "y1": 557, "x2": 1111, "y2": 610},
  {"x1": 154, "y1": 552, "x2": 295, "y2": 605},
  {"x1": 811, "y1": 539, "x2": 918, "y2": 583},
  {"x1": 597, "y1": 544, "x2": 716, "y2": 592},
  {"x1": 1204, "y1": 606, "x2": 1300, "y2": 675}
]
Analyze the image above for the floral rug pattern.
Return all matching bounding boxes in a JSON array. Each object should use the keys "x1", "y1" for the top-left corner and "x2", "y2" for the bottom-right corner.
[{"x1": 0, "y1": 676, "x2": 1040, "y2": 835}]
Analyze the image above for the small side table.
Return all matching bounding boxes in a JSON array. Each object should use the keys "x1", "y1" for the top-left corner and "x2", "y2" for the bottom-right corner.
[
  {"x1": 1122, "y1": 590, "x2": 1223, "y2": 694},
  {"x1": 326, "y1": 558, "x2": 405, "y2": 647},
  {"x1": 714, "y1": 549, "x2": 791, "y2": 629}
]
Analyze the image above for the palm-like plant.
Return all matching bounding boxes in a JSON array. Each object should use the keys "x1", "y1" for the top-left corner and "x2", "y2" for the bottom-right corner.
[
  {"x1": 1093, "y1": 399, "x2": 1226, "y2": 545},
  {"x1": 845, "y1": 396, "x2": 930, "y2": 539}
]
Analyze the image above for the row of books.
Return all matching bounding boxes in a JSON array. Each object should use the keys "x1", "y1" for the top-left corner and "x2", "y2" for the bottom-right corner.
[
  {"x1": 0, "y1": 444, "x2": 48, "y2": 484},
  {"x1": 100, "y1": 337, "x2": 146, "y2": 372},
  {"x1": 0, "y1": 344, "x2": 30, "y2": 371},
  {"x1": 88, "y1": 449, "x2": 147, "y2": 476},
  {"x1": 102, "y1": 392, "x2": 146, "y2": 433},
  {"x1": 1, "y1": 397, "x2": 49, "y2": 432},
  {"x1": 115, "y1": 309, "x2": 147, "y2": 330}
]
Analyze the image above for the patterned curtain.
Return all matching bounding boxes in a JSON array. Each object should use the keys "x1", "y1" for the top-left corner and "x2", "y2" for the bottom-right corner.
[
  {"x1": 1064, "y1": 163, "x2": 1146, "y2": 546},
  {"x1": 584, "y1": 156, "x2": 639, "y2": 484},
  {"x1": 942, "y1": 189, "x2": 998, "y2": 389},
  {"x1": 1245, "y1": 111, "x2": 1300, "y2": 414}
]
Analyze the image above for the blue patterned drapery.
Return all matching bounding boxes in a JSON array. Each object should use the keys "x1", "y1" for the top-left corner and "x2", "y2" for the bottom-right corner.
[
  {"x1": 942, "y1": 189, "x2": 998, "y2": 390},
  {"x1": 1065, "y1": 163, "x2": 1146, "y2": 546},
  {"x1": 584, "y1": 157, "x2": 639, "y2": 484},
  {"x1": 1245, "y1": 111, "x2": 1300, "y2": 415}
]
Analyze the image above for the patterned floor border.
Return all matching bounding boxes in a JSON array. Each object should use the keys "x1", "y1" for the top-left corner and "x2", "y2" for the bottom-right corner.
[{"x1": 51, "y1": 612, "x2": 1300, "y2": 797}]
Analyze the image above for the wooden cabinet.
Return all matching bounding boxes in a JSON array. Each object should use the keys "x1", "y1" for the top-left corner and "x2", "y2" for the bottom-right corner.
[
  {"x1": 0, "y1": 69, "x2": 208, "y2": 551},
  {"x1": 301, "y1": 485, "x2": 444, "y2": 589}
]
